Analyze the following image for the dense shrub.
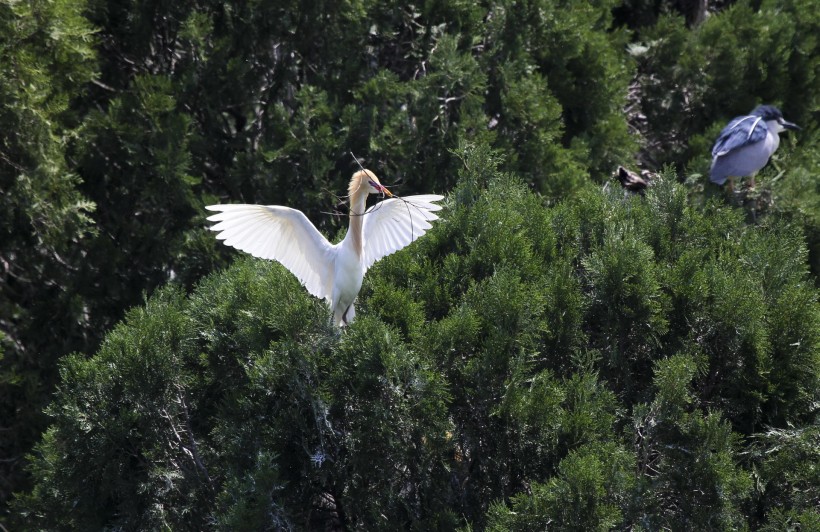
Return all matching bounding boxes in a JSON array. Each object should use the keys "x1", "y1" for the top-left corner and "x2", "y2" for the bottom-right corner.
[
  {"x1": 3, "y1": 0, "x2": 818, "y2": 526},
  {"x1": 17, "y1": 144, "x2": 819, "y2": 529}
]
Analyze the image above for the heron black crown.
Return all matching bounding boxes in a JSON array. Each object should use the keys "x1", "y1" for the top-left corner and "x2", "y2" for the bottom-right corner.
[{"x1": 750, "y1": 105, "x2": 783, "y2": 120}]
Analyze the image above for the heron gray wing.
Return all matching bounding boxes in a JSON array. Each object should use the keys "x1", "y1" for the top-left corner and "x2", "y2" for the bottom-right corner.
[{"x1": 712, "y1": 115, "x2": 768, "y2": 157}]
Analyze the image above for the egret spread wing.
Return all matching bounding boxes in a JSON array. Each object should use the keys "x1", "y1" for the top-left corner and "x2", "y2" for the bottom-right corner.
[
  {"x1": 361, "y1": 194, "x2": 444, "y2": 272},
  {"x1": 712, "y1": 115, "x2": 768, "y2": 157},
  {"x1": 206, "y1": 204, "x2": 335, "y2": 302}
]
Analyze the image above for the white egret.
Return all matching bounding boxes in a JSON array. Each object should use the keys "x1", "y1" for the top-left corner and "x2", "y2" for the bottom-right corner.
[{"x1": 206, "y1": 170, "x2": 444, "y2": 326}]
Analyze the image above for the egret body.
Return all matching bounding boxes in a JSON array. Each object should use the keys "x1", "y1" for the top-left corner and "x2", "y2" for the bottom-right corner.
[{"x1": 206, "y1": 170, "x2": 443, "y2": 326}]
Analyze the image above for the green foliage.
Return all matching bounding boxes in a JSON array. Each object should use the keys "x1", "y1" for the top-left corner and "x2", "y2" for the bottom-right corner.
[
  {"x1": 772, "y1": 131, "x2": 820, "y2": 280},
  {"x1": 3, "y1": 0, "x2": 820, "y2": 527},
  {"x1": 1, "y1": 0, "x2": 643, "y2": 511},
  {"x1": 76, "y1": 73, "x2": 203, "y2": 299},
  {"x1": 486, "y1": 442, "x2": 635, "y2": 531},
  {"x1": 752, "y1": 423, "x2": 820, "y2": 528},
  {"x1": 582, "y1": 219, "x2": 669, "y2": 399},
  {"x1": 19, "y1": 288, "x2": 201, "y2": 529},
  {"x1": 0, "y1": 0, "x2": 98, "y2": 508},
  {"x1": 17, "y1": 145, "x2": 820, "y2": 528},
  {"x1": 632, "y1": 354, "x2": 752, "y2": 530},
  {"x1": 759, "y1": 509, "x2": 820, "y2": 532},
  {"x1": 18, "y1": 260, "x2": 454, "y2": 529}
]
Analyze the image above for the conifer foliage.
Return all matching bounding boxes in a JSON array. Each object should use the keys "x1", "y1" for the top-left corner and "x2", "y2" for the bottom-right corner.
[
  {"x1": 18, "y1": 145, "x2": 820, "y2": 529},
  {"x1": 2, "y1": 0, "x2": 819, "y2": 528}
]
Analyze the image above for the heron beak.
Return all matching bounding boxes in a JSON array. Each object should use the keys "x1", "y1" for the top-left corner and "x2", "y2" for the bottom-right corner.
[{"x1": 782, "y1": 120, "x2": 801, "y2": 131}]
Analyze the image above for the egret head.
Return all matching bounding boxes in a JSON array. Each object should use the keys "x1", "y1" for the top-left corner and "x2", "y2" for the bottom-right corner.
[{"x1": 350, "y1": 169, "x2": 393, "y2": 197}]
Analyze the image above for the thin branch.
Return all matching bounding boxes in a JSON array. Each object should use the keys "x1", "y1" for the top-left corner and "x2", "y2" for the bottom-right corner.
[
  {"x1": 90, "y1": 78, "x2": 116, "y2": 92},
  {"x1": 178, "y1": 389, "x2": 214, "y2": 492}
]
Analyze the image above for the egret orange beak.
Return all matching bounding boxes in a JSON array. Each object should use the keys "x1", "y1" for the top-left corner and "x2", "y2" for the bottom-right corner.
[{"x1": 369, "y1": 179, "x2": 393, "y2": 197}]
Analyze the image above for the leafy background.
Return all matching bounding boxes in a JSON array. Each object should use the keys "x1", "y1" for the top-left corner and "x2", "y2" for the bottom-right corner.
[{"x1": 1, "y1": 0, "x2": 818, "y2": 529}]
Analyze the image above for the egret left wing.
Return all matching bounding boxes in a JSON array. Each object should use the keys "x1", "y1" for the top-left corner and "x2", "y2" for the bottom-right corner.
[
  {"x1": 712, "y1": 115, "x2": 768, "y2": 157},
  {"x1": 205, "y1": 204, "x2": 335, "y2": 302},
  {"x1": 361, "y1": 194, "x2": 444, "y2": 272}
]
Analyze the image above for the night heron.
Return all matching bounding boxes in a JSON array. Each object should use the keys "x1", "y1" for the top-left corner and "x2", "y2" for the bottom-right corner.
[{"x1": 710, "y1": 105, "x2": 800, "y2": 190}]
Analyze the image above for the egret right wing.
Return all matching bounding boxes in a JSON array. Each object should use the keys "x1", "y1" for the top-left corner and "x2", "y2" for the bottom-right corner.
[
  {"x1": 361, "y1": 194, "x2": 444, "y2": 272},
  {"x1": 206, "y1": 204, "x2": 335, "y2": 302},
  {"x1": 712, "y1": 115, "x2": 768, "y2": 157}
]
